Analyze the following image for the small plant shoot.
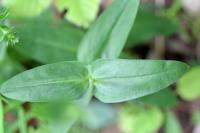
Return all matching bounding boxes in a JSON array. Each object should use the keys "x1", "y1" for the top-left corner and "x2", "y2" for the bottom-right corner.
[{"x1": 0, "y1": 0, "x2": 194, "y2": 132}]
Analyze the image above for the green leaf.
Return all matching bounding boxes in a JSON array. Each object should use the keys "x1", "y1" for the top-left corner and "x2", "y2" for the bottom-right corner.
[
  {"x1": 2, "y1": 0, "x2": 51, "y2": 18},
  {"x1": 0, "y1": 42, "x2": 7, "y2": 61},
  {"x1": 192, "y1": 110, "x2": 200, "y2": 125},
  {"x1": 177, "y1": 66, "x2": 200, "y2": 101},
  {"x1": 0, "y1": 100, "x2": 4, "y2": 133},
  {"x1": 165, "y1": 111, "x2": 182, "y2": 133},
  {"x1": 78, "y1": 0, "x2": 140, "y2": 64},
  {"x1": 90, "y1": 59, "x2": 188, "y2": 103},
  {"x1": 126, "y1": 8, "x2": 179, "y2": 47},
  {"x1": 0, "y1": 29, "x2": 4, "y2": 42},
  {"x1": 14, "y1": 18, "x2": 84, "y2": 63},
  {"x1": 0, "y1": 61, "x2": 89, "y2": 102},
  {"x1": 136, "y1": 89, "x2": 178, "y2": 108},
  {"x1": 119, "y1": 104, "x2": 163, "y2": 133},
  {"x1": 0, "y1": 9, "x2": 8, "y2": 20},
  {"x1": 82, "y1": 101, "x2": 116, "y2": 130},
  {"x1": 55, "y1": 0, "x2": 101, "y2": 28},
  {"x1": 0, "y1": 56, "x2": 24, "y2": 84},
  {"x1": 31, "y1": 102, "x2": 81, "y2": 133}
]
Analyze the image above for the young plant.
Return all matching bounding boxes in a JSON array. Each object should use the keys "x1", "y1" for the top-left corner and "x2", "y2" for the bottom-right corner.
[{"x1": 0, "y1": 0, "x2": 188, "y2": 106}]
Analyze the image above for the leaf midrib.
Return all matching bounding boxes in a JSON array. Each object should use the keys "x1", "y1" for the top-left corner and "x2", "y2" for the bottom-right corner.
[
  {"x1": 94, "y1": 68, "x2": 174, "y2": 80},
  {"x1": 3, "y1": 77, "x2": 88, "y2": 90},
  {"x1": 95, "y1": 0, "x2": 128, "y2": 59}
]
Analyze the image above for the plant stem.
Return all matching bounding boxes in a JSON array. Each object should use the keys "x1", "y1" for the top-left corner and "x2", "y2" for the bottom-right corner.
[
  {"x1": 0, "y1": 100, "x2": 4, "y2": 133},
  {"x1": 18, "y1": 108, "x2": 27, "y2": 133}
]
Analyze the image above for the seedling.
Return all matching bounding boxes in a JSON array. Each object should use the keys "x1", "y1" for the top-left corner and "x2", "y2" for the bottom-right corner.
[{"x1": 0, "y1": 0, "x2": 188, "y2": 107}]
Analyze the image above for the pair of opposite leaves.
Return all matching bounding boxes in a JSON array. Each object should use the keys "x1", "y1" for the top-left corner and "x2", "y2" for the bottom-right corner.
[{"x1": 0, "y1": 0, "x2": 189, "y2": 103}]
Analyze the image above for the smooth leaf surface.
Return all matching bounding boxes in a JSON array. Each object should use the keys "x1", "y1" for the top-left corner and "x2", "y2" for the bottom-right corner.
[
  {"x1": 136, "y1": 89, "x2": 178, "y2": 108},
  {"x1": 15, "y1": 18, "x2": 84, "y2": 63},
  {"x1": 0, "y1": 56, "x2": 24, "y2": 84},
  {"x1": 2, "y1": 0, "x2": 51, "y2": 18},
  {"x1": 90, "y1": 59, "x2": 188, "y2": 103},
  {"x1": 0, "y1": 61, "x2": 89, "y2": 102},
  {"x1": 0, "y1": 42, "x2": 7, "y2": 61},
  {"x1": 165, "y1": 111, "x2": 182, "y2": 133},
  {"x1": 31, "y1": 102, "x2": 80, "y2": 133},
  {"x1": 82, "y1": 101, "x2": 116, "y2": 130},
  {"x1": 192, "y1": 110, "x2": 200, "y2": 125},
  {"x1": 119, "y1": 104, "x2": 163, "y2": 133},
  {"x1": 177, "y1": 66, "x2": 200, "y2": 101},
  {"x1": 55, "y1": 0, "x2": 100, "y2": 27},
  {"x1": 126, "y1": 8, "x2": 179, "y2": 47},
  {"x1": 78, "y1": 0, "x2": 139, "y2": 64}
]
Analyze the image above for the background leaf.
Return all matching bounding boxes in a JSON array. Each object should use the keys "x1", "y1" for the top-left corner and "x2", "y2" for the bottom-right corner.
[
  {"x1": 90, "y1": 59, "x2": 188, "y2": 103},
  {"x1": 0, "y1": 56, "x2": 24, "y2": 84},
  {"x1": 2, "y1": 0, "x2": 51, "y2": 18},
  {"x1": 55, "y1": 0, "x2": 101, "y2": 28},
  {"x1": 0, "y1": 42, "x2": 7, "y2": 61},
  {"x1": 119, "y1": 104, "x2": 163, "y2": 133},
  {"x1": 136, "y1": 89, "x2": 178, "y2": 108},
  {"x1": 81, "y1": 101, "x2": 116, "y2": 130},
  {"x1": 14, "y1": 17, "x2": 84, "y2": 63},
  {"x1": 165, "y1": 111, "x2": 183, "y2": 133},
  {"x1": 126, "y1": 8, "x2": 179, "y2": 47},
  {"x1": 78, "y1": 0, "x2": 139, "y2": 64},
  {"x1": 177, "y1": 66, "x2": 200, "y2": 101},
  {"x1": 0, "y1": 61, "x2": 89, "y2": 102}
]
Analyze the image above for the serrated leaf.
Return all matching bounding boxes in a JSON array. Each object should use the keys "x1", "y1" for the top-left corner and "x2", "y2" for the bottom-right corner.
[
  {"x1": 2, "y1": 0, "x2": 51, "y2": 18},
  {"x1": 55, "y1": 0, "x2": 100, "y2": 28},
  {"x1": 78, "y1": 0, "x2": 140, "y2": 64},
  {"x1": 90, "y1": 59, "x2": 188, "y2": 103},
  {"x1": 14, "y1": 18, "x2": 84, "y2": 63},
  {"x1": 0, "y1": 61, "x2": 89, "y2": 102},
  {"x1": 177, "y1": 66, "x2": 200, "y2": 101}
]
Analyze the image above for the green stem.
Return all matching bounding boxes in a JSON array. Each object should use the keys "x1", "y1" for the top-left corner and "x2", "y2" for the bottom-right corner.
[
  {"x1": 0, "y1": 100, "x2": 4, "y2": 133},
  {"x1": 18, "y1": 108, "x2": 27, "y2": 133}
]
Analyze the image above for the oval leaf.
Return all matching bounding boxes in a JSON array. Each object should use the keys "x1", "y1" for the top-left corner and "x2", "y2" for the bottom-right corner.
[
  {"x1": 78, "y1": 0, "x2": 139, "y2": 64},
  {"x1": 15, "y1": 19, "x2": 84, "y2": 63},
  {"x1": 90, "y1": 59, "x2": 189, "y2": 103},
  {"x1": 0, "y1": 61, "x2": 89, "y2": 102}
]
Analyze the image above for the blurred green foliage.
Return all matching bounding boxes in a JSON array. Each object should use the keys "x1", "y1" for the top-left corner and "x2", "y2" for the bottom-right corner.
[
  {"x1": 0, "y1": 0, "x2": 198, "y2": 133},
  {"x1": 177, "y1": 66, "x2": 200, "y2": 101},
  {"x1": 55, "y1": 0, "x2": 100, "y2": 27},
  {"x1": 119, "y1": 104, "x2": 164, "y2": 133}
]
